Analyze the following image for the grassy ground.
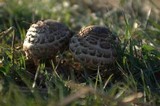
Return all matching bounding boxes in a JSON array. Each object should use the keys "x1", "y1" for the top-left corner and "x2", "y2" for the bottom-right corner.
[{"x1": 0, "y1": 0, "x2": 160, "y2": 106}]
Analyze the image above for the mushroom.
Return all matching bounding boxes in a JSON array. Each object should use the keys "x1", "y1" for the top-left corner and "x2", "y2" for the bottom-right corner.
[
  {"x1": 69, "y1": 25, "x2": 119, "y2": 69},
  {"x1": 23, "y1": 19, "x2": 72, "y2": 65}
]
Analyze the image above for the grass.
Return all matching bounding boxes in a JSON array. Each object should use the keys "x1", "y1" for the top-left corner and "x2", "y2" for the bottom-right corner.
[{"x1": 0, "y1": 0, "x2": 160, "y2": 106}]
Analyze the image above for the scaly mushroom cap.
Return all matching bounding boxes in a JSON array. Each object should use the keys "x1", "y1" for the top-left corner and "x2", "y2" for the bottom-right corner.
[
  {"x1": 69, "y1": 25, "x2": 119, "y2": 69},
  {"x1": 23, "y1": 19, "x2": 72, "y2": 63}
]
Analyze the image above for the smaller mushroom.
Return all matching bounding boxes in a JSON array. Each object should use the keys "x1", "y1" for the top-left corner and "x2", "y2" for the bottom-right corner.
[
  {"x1": 69, "y1": 25, "x2": 119, "y2": 69},
  {"x1": 23, "y1": 19, "x2": 72, "y2": 65}
]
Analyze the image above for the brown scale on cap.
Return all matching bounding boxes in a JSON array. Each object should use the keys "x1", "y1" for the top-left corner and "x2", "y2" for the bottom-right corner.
[
  {"x1": 23, "y1": 19, "x2": 72, "y2": 65},
  {"x1": 69, "y1": 25, "x2": 119, "y2": 69}
]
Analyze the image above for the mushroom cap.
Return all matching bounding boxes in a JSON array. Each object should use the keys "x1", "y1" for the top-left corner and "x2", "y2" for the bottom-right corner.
[
  {"x1": 23, "y1": 19, "x2": 72, "y2": 61},
  {"x1": 69, "y1": 25, "x2": 119, "y2": 69}
]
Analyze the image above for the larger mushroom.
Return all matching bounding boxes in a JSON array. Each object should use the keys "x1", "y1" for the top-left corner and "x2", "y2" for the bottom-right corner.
[
  {"x1": 69, "y1": 25, "x2": 119, "y2": 69},
  {"x1": 23, "y1": 19, "x2": 72, "y2": 65}
]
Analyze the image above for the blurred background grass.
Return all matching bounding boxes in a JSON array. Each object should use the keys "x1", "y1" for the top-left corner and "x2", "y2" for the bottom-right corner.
[{"x1": 0, "y1": 0, "x2": 160, "y2": 106}]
